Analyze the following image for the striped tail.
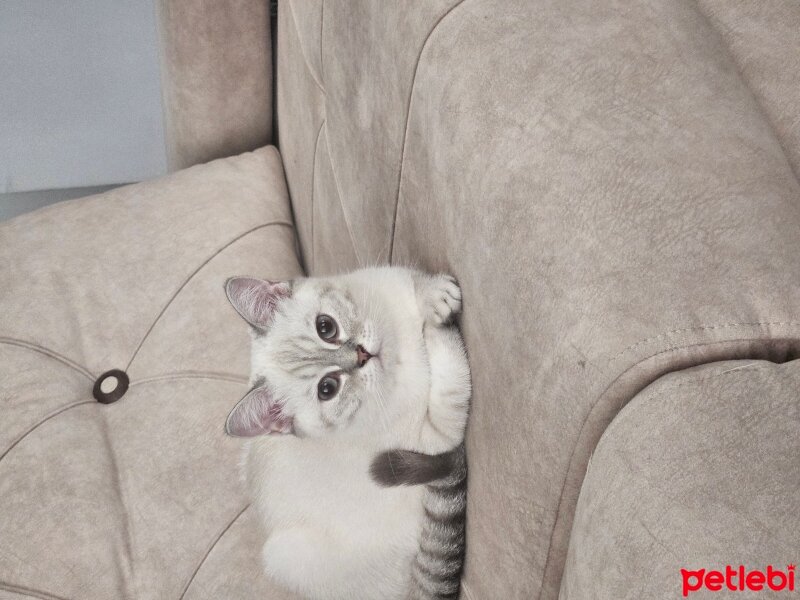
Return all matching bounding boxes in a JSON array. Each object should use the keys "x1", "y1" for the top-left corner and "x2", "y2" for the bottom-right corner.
[{"x1": 371, "y1": 445, "x2": 467, "y2": 599}]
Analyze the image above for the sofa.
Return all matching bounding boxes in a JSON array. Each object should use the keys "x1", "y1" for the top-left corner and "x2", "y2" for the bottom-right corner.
[{"x1": 2, "y1": 1, "x2": 799, "y2": 599}]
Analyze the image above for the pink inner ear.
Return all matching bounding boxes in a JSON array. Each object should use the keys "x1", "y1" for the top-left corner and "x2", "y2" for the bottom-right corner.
[
  {"x1": 225, "y1": 387, "x2": 293, "y2": 437},
  {"x1": 226, "y1": 277, "x2": 291, "y2": 329}
]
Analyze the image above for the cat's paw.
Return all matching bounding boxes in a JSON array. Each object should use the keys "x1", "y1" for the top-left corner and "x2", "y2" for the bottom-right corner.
[{"x1": 420, "y1": 275, "x2": 462, "y2": 326}]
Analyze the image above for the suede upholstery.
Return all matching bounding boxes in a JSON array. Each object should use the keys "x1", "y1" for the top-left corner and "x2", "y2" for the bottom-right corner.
[
  {"x1": 155, "y1": 0, "x2": 273, "y2": 170},
  {"x1": 276, "y1": 0, "x2": 464, "y2": 272},
  {"x1": 561, "y1": 359, "x2": 800, "y2": 599},
  {"x1": 277, "y1": 1, "x2": 800, "y2": 598},
  {"x1": 0, "y1": 148, "x2": 300, "y2": 599},
  {"x1": 696, "y1": 1, "x2": 800, "y2": 177},
  {"x1": 2, "y1": 1, "x2": 800, "y2": 598}
]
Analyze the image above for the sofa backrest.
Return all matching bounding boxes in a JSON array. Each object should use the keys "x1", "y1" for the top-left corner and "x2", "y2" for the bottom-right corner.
[{"x1": 276, "y1": 2, "x2": 800, "y2": 598}]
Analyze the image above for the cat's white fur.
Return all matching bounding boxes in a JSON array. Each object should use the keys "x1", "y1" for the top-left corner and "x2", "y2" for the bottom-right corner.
[{"x1": 228, "y1": 267, "x2": 470, "y2": 600}]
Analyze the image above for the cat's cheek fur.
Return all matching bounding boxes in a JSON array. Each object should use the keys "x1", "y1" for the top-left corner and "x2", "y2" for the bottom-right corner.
[{"x1": 292, "y1": 408, "x2": 331, "y2": 438}]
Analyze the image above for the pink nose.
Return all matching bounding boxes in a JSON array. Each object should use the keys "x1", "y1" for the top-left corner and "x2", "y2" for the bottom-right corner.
[{"x1": 356, "y1": 345, "x2": 372, "y2": 367}]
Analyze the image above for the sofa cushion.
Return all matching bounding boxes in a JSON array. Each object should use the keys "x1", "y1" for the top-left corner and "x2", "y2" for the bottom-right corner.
[
  {"x1": 276, "y1": 0, "x2": 465, "y2": 274},
  {"x1": 0, "y1": 147, "x2": 301, "y2": 599},
  {"x1": 561, "y1": 359, "x2": 800, "y2": 599},
  {"x1": 156, "y1": 0, "x2": 274, "y2": 171},
  {"x1": 278, "y1": 2, "x2": 800, "y2": 598}
]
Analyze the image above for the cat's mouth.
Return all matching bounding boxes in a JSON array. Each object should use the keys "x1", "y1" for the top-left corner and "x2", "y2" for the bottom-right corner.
[
  {"x1": 356, "y1": 344, "x2": 372, "y2": 366},
  {"x1": 356, "y1": 344, "x2": 376, "y2": 368}
]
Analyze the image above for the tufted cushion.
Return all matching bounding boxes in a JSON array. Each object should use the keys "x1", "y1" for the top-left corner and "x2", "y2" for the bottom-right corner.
[{"x1": 0, "y1": 147, "x2": 301, "y2": 599}]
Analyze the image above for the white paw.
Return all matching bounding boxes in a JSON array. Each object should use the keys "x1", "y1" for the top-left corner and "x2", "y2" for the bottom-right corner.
[{"x1": 424, "y1": 275, "x2": 462, "y2": 325}]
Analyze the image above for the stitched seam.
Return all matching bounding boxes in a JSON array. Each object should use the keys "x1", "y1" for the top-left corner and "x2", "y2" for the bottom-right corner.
[
  {"x1": 0, "y1": 582, "x2": 72, "y2": 600},
  {"x1": 98, "y1": 410, "x2": 135, "y2": 598},
  {"x1": 322, "y1": 126, "x2": 363, "y2": 266},
  {"x1": 125, "y1": 221, "x2": 293, "y2": 371},
  {"x1": 178, "y1": 505, "x2": 250, "y2": 600},
  {"x1": 610, "y1": 320, "x2": 800, "y2": 362},
  {"x1": 588, "y1": 364, "x2": 799, "y2": 563},
  {"x1": 310, "y1": 120, "x2": 327, "y2": 273},
  {"x1": 538, "y1": 327, "x2": 800, "y2": 599},
  {"x1": 0, "y1": 400, "x2": 95, "y2": 463},
  {"x1": 0, "y1": 338, "x2": 94, "y2": 381},
  {"x1": 598, "y1": 364, "x2": 774, "y2": 448},
  {"x1": 129, "y1": 372, "x2": 248, "y2": 387},
  {"x1": 692, "y1": 0, "x2": 800, "y2": 187},
  {"x1": 285, "y1": 0, "x2": 325, "y2": 93},
  {"x1": 388, "y1": 0, "x2": 470, "y2": 264}
]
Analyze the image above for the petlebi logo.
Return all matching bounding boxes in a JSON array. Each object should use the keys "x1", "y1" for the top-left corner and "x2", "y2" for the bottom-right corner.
[{"x1": 681, "y1": 565, "x2": 796, "y2": 596}]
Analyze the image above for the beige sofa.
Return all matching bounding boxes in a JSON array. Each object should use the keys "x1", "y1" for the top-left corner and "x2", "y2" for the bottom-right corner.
[{"x1": 2, "y1": 2, "x2": 799, "y2": 599}]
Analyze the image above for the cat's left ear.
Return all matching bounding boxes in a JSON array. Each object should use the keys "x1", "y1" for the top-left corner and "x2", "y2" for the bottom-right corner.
[
  {"x1": 225, "y1": 386, "x2": 294, "y2": 437},
  {"x1": 225, "y1": 277, "x2": 291, "y2": 330}
]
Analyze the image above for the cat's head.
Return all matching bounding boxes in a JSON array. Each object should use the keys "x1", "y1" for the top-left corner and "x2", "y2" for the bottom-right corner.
[{"x1": 223, "y1": 271, "x2": 428, "y2": 440}]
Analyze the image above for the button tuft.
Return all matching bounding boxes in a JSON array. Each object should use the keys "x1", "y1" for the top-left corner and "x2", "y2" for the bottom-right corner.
[{"x1": 93, "y1": 369, "x2": 130, "y2": 404}]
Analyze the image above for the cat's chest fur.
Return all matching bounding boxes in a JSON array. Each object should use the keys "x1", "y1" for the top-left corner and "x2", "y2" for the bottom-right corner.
[{"x1": 246, "y1": 435, "x2": 424, "y2": 540}]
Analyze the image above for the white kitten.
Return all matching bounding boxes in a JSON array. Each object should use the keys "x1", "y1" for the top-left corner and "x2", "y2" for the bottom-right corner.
[{"x1": 224, "y1": 267, "x2": 471, "y2": 600}]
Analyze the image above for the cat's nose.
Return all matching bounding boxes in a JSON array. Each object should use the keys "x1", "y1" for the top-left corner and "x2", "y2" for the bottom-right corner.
[{"x1": 356, "y1": 345, "x2": 372, "y2": 368}]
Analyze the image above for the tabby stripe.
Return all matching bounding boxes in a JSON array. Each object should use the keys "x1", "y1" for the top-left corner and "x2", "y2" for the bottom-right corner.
[
  {"x1": 412, "y1": 562, "x2": 461, "y2": 597},
  {"x1": 423, "y1": 492, "x2": 466, "y2": 515},
  {"x1": 415, "y1": 553, "x2": 463, "y2": 580},
  {"x1": 422, "y1": 520, "x2": 465, "y2": 542},
  {"x1": 410, "y1": 443, "x2": 467, "y2": 600},
  {"x1": 410, "y1": 580, "x2": 459, "y2": 600},
  {"x1": 424, "y1": 505, "x2": 466, "y2": 528},
  {"x1": 419, "y1": 539, "x2": 463, "y2": 562},
  {"x1": 427, "y1": 476, "x2": 467, "y2": 495}
]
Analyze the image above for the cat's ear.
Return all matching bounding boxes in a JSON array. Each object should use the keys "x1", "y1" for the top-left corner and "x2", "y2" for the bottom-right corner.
[
  {"x1": 225, "y1": 277, "x2": 291, "y2": 329},
  {"x1": 225, "y1": 386, "x2": 294, "y2": 437}
]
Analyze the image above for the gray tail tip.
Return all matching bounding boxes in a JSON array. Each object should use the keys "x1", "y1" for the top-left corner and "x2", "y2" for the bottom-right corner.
[{"x1": 370, "y1": 448, "x2": 456, "y2": 487}]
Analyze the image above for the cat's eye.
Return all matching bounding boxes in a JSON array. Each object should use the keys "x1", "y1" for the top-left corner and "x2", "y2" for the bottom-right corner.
[
  {"x1": 315, "y1": 314, "x2": 338, "y2": 342},
  {"x1": 317, "y1": 374, "x2": 340, "y2": 401}
]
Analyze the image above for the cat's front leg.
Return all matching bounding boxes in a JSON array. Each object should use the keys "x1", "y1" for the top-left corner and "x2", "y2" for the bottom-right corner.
[
  {"x1": 419, "y1": 326, "x2": 471, "y2": 452},
  {"x1": 413, "y1": 273, "x2": 462, "y2": 326}
]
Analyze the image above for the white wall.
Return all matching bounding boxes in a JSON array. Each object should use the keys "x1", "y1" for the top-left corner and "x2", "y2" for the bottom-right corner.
[{"x1": 0, "y1": 1, "x2": 167, "y2": 195}]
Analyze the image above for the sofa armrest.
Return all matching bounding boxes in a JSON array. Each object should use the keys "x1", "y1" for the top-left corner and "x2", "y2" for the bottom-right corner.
[
  {"x1": 561, "y1": 359, "x2": 800, "y2": 599},
  {"x1": 155, "y1": 0, "x2": 272, "y2": 170}
]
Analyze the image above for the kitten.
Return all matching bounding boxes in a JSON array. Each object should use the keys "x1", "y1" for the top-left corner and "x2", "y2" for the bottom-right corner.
[{"x1": 224, "y1": 267, "x2": 471, "y2": 600}]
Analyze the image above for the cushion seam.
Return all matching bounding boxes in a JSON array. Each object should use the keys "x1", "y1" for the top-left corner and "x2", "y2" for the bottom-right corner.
[
  {"x1": 0, "y1": 400, "x2": 95, "y2": 463},
  {"x1": 388, "y1": 0, "x2": 470, "y2": 264},
  {"x1": 597, "y1": 364, "x2": 782, "y2": 454},
  {"x1": 0, "y1": 582, "x2": 72, "y2": 600},
  {"x1": 178, "y1": 504, "x2": 250, "y2": 600},
  {"x1": 125, "y1": 220, "x2": 293, "y2": 371},
  {"x1": 610, "y1": 320, "x2": 800, "y2": 362},
  {"x1": 538, "y1": 325, "x2": 800, "y2": 600},
  {"x1": 309, "y1": 119, "x2": 327, "y2": 273},
  {"x1": 98, "y1": 410, "x2": 136, "y2": 598},
  {"x1": 580, "y1": 365, "x2": 798, "y2": 580},
  {"x1": 0, "y1": 338, "x2": 94, "y2": 381},
  {"x1": 321, "y1": 126, "x2": 362, "y2": 266},
  {"x1": 285, "y1": 0, "x2": 325, "y2": 94}
]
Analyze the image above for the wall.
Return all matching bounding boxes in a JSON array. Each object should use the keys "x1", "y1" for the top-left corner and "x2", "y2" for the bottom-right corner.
[{"x1": 0, "y1": 1, "x2": 167, "y2": 219}]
